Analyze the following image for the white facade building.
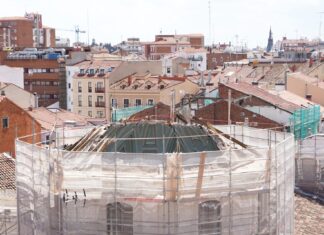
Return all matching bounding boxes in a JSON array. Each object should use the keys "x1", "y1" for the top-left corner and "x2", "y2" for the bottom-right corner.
[
  {"x1": 0, "y1": 65, "x2": 24, "y2": 88},
  {"x1": 65, "y1": 66, "x2": 79, "y2": 112}
]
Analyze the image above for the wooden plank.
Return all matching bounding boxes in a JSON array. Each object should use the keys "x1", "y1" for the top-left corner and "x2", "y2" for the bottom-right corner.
[{"x1": 195, "y1": 152, "x2": 206, "y2": 199}]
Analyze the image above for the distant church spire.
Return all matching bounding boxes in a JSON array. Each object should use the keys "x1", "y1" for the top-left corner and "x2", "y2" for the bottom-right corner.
[{"x1": 266, "y1": 27, "x2": 273, "y2": 52}]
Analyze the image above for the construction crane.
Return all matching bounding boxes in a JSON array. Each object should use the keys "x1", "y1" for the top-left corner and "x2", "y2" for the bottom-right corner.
[{"x1": 57, "y1": 26, "x2": 86, "y2": 44}]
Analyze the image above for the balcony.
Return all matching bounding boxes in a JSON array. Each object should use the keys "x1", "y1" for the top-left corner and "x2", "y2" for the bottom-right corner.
[
  {"x1": 95, "y1": 101, "x2": 105, "y2": 107},
  {"x1": 95, "y1": 87, "x2": 105, "y2": 93}
]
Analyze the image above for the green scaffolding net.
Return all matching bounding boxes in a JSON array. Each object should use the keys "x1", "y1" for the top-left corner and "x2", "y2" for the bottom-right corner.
[
  {"x1": 289, "y1": 105, "x2": 321, "y2": 139},
  {"x1": 111, "y1": 105, "x2": 153, "y2": 122}
]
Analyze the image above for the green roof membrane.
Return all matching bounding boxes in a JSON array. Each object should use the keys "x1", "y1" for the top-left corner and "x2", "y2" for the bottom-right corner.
[{"x1": 68, "y1": 122, "x2": 222, "y2": 153}]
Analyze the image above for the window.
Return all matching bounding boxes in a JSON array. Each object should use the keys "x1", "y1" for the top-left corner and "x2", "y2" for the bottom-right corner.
[
  {"x1": 68, "y1": 83, "x2": 71, "y2": 89},
  {"x1": 135, "y1": 99, "x2": 141, "y2": 106},
  {"x1": 2, "y1": 117, "x2": 9, "y2": 129},
  {"x1": 78, "y1": 95, "x2": 82, "y2": 107},
  {"x1": 78, "y1": 110, "x2": 82, "y2": 115},
  {"x1": 97, "y1": 82, "x2": 104, "y2": 88},
  {"x1": 147, "y1": 99, "x2": 154, "y2": 105},
  {"x1": 111, "y1": 98, "x2": 117, "y2": 108},
  {"x1": 88, "y1": 95, "x2": 92, "y2": 107},
  {"x1": 124, "y1": 99, "x2": 129, "y2": 108},
  {"x1": 78, "y1": 81, "x2": 82, "y2": 92},
  {"x1": 88, "y1": 111, "x2": 92, "y2": 117},
  {"x1": 97, "y1": 111, "x2": 104, "y2": 118},
  {"x1": 99, "y1": 68, "x2": 105, "y2": 75},
  {"x1": 107, "y1": 202, "x2": 133, "y2": 235},
  {"x1": 89, "y1": 69, "x2": 95, "y2": 75},
  {"x1": 198, "y1": 200, "x2": 221, "y2": 235},
  {"x1": 167, "y1": 67, "x2": 171, "y2": 74},
  {"x1": 80, "y1": 69, "x2": 85, "y2": 74},
  {"x1": 88, "y1": 82, "x2": 92, "y2": 92}
]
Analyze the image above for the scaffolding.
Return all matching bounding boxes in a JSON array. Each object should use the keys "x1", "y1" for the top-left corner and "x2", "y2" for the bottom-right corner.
[
  {"x1": 15, "y1": 125, "x2": 295, "y2": 235},
  {"x1": 289, "y1": 105, "x2": 321, "y2": 139},
  {"x1": 296, "y1": 134, "x2": 324, "y2": 198}
]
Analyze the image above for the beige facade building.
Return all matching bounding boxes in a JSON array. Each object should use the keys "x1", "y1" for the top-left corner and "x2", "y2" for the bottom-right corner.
[
  {"x1": 108, "y1": 73, "x2": 200, "y2": 120},
  {"x1": 72, "y1": 60, "x2": 121, "y2": 119},
  {"x1": 287, "y1": 72, "x2": 324, "y2": 106}
]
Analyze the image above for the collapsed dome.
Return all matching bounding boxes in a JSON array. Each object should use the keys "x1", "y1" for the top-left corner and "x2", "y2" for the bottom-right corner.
[{"x1": 66, "y1": 121, "x2": 224, "y2": 153}]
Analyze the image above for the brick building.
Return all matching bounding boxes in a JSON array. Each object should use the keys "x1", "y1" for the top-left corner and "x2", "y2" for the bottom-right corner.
[
  {"x1": 0, "y1": 13, "x2": 55, "y2": 49},
  {"x1": 0, "y1": 17, "x2": 33, "y2": 48},
  {"x1": 144, "y1": 34, "x2": 204, "y2": 60},
  {"x1": 195, "y1": 100, "x2": 282, "y2": 129},
  {"x1": 218, "y1": 82, "x2": 300, "y2": 126},
  {"x1": 0, "y1": 96, "x2": 41, "y2": 157},
  {"x1": 207, "y1": 52, "x2": 247, "y2": 69},
  {"x1": 3, "y1": 50, "x2": 66, "y2": 107}
]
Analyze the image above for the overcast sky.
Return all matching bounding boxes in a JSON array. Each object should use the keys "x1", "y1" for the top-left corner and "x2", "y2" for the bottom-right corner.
[{"x1": 1, "y1": 0, "x2": 324, "y2": 48}]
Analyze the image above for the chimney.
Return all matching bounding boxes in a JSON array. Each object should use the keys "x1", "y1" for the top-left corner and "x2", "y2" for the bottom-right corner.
[
  {"x1": 0, "y1": 90, "x2": 5, "y2": 96},
  {"x1": 33, "y1": 92, "x2": 38, "y2": 108},
  {"x1": 127, "y1": 76, "x2": 132, "y2": 86}
]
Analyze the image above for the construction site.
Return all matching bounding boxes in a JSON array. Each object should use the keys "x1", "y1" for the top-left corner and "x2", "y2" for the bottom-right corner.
[{"x1": 15, "y1": 120, "x2": 295, "y2": 235}]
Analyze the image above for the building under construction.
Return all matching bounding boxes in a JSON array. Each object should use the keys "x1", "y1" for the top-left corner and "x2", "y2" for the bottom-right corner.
[{"x1": 15, "y1": 121, "x2": 295, "y2": 234}]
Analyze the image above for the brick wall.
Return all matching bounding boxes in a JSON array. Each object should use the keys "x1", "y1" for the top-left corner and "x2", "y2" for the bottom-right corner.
[
  {"x1": 189, "y1": 37, "x2": 204, "y2": 48},
  {"x1": 195, "y1": 100, "x2": 282, "y2": 129},
  {"x1": 207, "y1": 52, "x2": 247, "y2": 69},
  {"x1": 0, "y1": 98, "x2": 41, "y2": 157},
  {"x1": 218, "y1": 83, "x2": 270, "y2": 107}
]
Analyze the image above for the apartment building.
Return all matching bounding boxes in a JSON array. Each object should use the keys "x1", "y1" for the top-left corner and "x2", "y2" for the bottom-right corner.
[
  {"x1": 0, "y1": 12, "x2": 55, "y2": 49},
  {"x1": 73, "y1": 60, "x2": 122, "y2": 119},
  {"x1": 144, "y1": 34, "x2": 204, "y2": 60},
  {"x1": 3, "y1": 49, "x2": 66, "y2": 107},
  {"x1": 109, "y1": 73, "x2": 200, "y2": 120},
  {"x1": 0, "y1": 17, "x2": 33, "y2": 48}
]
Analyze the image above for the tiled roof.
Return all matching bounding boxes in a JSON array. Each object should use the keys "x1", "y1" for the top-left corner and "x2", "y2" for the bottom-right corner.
[
  {"x1": 128, "y1": 102, "x2": 171, "y2": 121},
  {"x1": 289, "y1": 72, "x2": 324, "y2": 89},
  {"x1": 75, "y1": 60, "x2": 122, "y2": 69},
  {"x1": 0, "y1": 153, "x2": 15, "y2": 190},
  {"x1": 110, "y1": 74, "x2": 185, "y2": 91},
  {"x1": 295, "y1": 194, "x2": 324, "y2": 235},
  {"x1": 268, "y1": 90, "x2": 324, "y2": 115},
  {"x1": 0, "y1": 16, "x2": 31, "y2": 21},
  {"x1": 26, "y1": 107, "x2": 90, "y2": 130},
  {"x1": 221, "y1": 82, "x2": 300, "y2": 113}
]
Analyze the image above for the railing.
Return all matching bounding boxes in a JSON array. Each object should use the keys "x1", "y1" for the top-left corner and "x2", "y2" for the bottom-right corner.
[
  {"x1": 95, "y1": 101, "x2": 105, "y2": 107},
  {"x1": 95, "y1": 87, "x2": 105, "y2": 93}
]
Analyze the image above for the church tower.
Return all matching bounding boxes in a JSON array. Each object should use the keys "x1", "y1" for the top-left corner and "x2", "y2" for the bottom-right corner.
[{"x1": 266, "y1": 27, "x2": 273, "y2": 52}]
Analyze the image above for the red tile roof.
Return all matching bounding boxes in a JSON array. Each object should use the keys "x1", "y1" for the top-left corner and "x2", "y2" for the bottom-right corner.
[
  {"x1": 221, "y1": 82, "x2": 300, "y2": 113},
  {"x1": 26, "y1": 107, "x2": 91, "y2": 130},
  {"x1": 0, "y1": 153, "x2": 15, "y2": 190}
]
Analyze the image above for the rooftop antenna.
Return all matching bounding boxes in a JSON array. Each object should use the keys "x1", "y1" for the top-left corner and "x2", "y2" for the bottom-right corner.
[
  {"x1": 87, "y1": 9, "x2": 90, "y2": 46},
  {"x1": 319, "y1": 12, "x2": 324, "y2": 41},
  {"x1": 208, "y1": 0, "x2": 211, "y2": 45}
]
